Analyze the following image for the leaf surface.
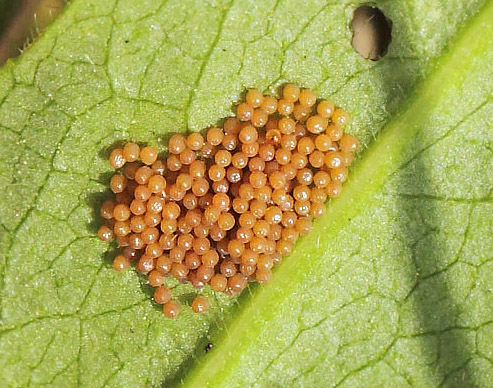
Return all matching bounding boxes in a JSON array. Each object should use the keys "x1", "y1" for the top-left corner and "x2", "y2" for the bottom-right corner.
[{"x1": 0, "y1": 0, "x2": 492, "y2": 387}]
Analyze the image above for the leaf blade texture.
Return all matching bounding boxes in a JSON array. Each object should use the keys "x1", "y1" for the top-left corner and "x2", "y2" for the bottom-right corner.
[{"x1": 0, "y1": 0, "x2": 492, "y2": 387}]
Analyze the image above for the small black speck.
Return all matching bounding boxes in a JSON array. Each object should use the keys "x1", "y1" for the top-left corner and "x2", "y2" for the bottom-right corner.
[
  {"x1": 205, "y1": 343, "x2": 213, "y2": 352},
  {"x1": 222, "y1": 48, "x2": 226, "y2": 52},
  {"x1": 125, "y1": 40, "x2": 129, "y2": 43}
]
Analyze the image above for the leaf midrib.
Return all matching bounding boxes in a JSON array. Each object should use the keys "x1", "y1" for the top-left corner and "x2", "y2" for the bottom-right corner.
[{"x1": 181, "y1": 1, "x2": 493, "y2": 386}]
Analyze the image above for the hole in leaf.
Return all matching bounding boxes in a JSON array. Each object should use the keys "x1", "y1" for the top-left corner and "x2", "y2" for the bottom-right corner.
[{"x1": 351, "y1": 5, "x2": 392, "y2": 61}]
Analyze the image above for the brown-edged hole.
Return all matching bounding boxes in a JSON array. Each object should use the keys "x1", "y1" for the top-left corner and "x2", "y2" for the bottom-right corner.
[{"x1": 351, "y1": 5, "x2": 392, "y2": 61}]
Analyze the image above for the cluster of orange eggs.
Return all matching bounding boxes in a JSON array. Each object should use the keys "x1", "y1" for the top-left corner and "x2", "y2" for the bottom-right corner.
[{"x1": 97, "y1": 84, "x2": 358, "y2": 318}]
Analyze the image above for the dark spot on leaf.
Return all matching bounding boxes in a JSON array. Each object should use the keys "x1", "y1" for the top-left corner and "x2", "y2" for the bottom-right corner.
[
  {"x1": 177, "y1": 292, "x2": 197, "y2": 305},
  {"x1": 85, "y1": 189, "x2": 113, "y2": 233},
  {"x1": 351, "y1": 5, "x2": 392, "y2": 61},
  {"x1": 125, "y1": 40, "x2": 129, "y2": 43},
  {"x1": 205, "y1": 343, "x2": 213, "y2": 352},
  {"x1": 137, "y1": 273, "x2": 164, "y2": 305}
]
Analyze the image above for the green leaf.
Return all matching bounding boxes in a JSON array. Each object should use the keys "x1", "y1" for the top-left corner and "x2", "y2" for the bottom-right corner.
[{"x1": 0, "y1": 0, "x2": 492, "y2": 387}]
